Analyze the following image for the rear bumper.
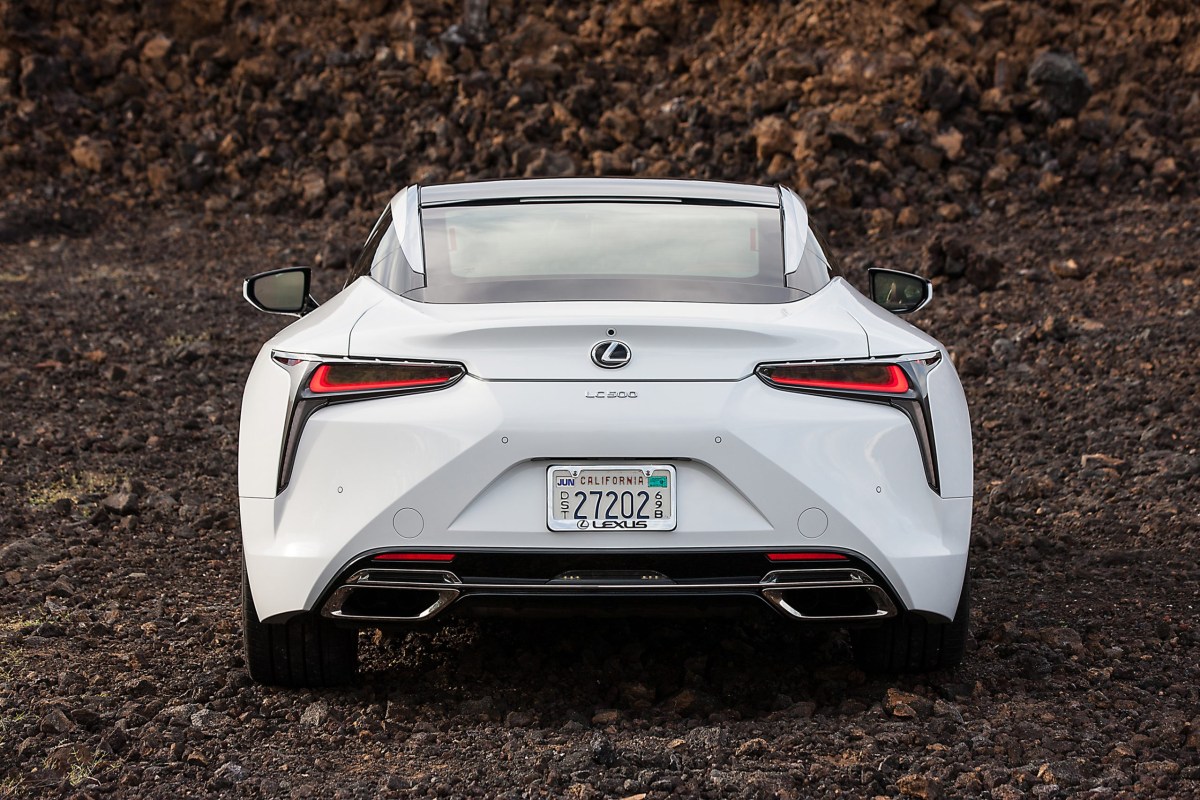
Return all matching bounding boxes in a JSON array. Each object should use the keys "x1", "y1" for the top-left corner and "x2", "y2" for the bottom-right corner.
[
  {"x1": 240, "y1": 376, "x2": 972, "y2": 621},
  {"x1": 315, "y1": 550, "x2": 900, "y2": 626}
]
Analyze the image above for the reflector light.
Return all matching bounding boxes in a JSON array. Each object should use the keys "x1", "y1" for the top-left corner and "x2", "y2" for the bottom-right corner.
[
  {"x1": 760, "y1": 363, "x2": 909, "y2": 394},
  {"x1": 309, "y1": 363, "x2": 461, "y2": 394},
  {"x1": 372, "y1": 553, "x2": 456, "y2": 562},
  {"x1": 767, "y1": 552, "x2": 849, "y2": 562}
]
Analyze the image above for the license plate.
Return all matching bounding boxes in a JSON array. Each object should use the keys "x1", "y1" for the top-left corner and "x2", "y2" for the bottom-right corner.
[{"x1": 547, "y1": 465, "x2": 677, "y2": 531}]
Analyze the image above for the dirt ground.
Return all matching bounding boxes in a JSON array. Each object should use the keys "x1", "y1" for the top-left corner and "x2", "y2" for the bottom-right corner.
[
  {"x1": 2, "y1": 0, "x2": 1199, "y2": 797},
  {"x1": 0, "y1": 193, "x2": 1195, "y2": 798}
]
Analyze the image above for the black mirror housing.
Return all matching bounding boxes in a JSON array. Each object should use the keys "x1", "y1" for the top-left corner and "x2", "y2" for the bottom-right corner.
[
  {"x1": 243, "y1": 267, "x2": 316, "y2": 316},
  {"x1": 868, "y1": 268, "x2": 932, "y2": 314}
]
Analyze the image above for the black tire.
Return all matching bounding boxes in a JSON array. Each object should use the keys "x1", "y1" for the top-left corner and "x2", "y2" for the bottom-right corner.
[
  {"x1": 851, "y1": 571, "x2": 969, "y2": 673},
  {"x1": 242, "y1": 564, "x2": 359, "y2": 687}
]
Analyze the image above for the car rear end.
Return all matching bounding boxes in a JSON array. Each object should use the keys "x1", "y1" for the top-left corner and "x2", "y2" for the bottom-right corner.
[
  {"x1": 240, "y1": 298, "x2": 969, "y2": 627},
  {"x1": 237, "y1": 179, "x2": 973, "y2": 685}
]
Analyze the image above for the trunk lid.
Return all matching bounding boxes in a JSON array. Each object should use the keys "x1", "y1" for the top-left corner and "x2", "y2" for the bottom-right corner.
[{"x1": 347, "y1": 279, "x2": 870, "y2": 380}]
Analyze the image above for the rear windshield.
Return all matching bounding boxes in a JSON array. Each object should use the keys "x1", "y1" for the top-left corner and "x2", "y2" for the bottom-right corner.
[{"x1": 406, "y1": 201, "x2": 805, "y2": 304}]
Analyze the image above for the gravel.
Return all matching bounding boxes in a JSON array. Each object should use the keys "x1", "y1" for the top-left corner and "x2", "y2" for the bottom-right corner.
[{"x1": 1, "y1": 0, "x2": 1198, "y2": 797}]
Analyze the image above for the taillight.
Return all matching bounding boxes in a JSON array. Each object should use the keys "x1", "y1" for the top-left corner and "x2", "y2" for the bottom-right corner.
[
  {"x1": 372, "y1": 553, "x2": 456, "y2": 562},
  {"x1": 757, "y1": 362, "x2": 910, "y2": 394},
  {"x1": 767, "y1": 552, "x2": 849, "y2": 562},
  {"x1": 308, "y1": 362, "x2": 464, "y2": 394}
]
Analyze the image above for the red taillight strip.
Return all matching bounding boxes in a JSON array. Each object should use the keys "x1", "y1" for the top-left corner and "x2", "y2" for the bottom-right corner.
[
  {"x1": 309, "y1": 364, "x2": 457, "y2": 394},
  {"x1": 767, "y1": 364, "x2": 909, "y2": 394},
  {"x1": 766, "y1": 552, "x2": 849, "y2": 562},
  {"x1": 372, "y1": 553, "x2": 456, "y2": 562}
]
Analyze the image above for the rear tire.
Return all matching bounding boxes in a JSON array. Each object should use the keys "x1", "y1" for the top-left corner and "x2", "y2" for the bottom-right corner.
[
  {"x1": 242, "y1": 563, "x2": 359, "y2": 687},
  {"x1": 851, "y1": 571, "x2": 969, "y2": 673}
]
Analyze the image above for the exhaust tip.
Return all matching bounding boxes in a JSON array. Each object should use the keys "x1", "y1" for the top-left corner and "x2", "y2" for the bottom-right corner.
[{"x1": 323, "y1": 586, "x2": 459, "y2": 621}]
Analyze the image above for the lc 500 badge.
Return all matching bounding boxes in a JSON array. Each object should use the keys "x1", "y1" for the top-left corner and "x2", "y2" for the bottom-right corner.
[{"x1": 585, "y1": 390, "x2": 638, "y2": 398}]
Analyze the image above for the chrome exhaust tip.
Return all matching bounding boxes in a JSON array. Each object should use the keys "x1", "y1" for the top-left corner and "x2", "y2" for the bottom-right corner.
[
  {"x1": 760, "y1": 569, "x2": 898, "y2": 621},
  {"x1": 321, "y1": 569, "x2": 461, "y2": 622}
]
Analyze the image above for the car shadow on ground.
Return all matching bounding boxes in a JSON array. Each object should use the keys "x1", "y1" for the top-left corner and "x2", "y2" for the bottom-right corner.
[{"x1": 351, "y1": 614, "x2": 907, "y2": 722}]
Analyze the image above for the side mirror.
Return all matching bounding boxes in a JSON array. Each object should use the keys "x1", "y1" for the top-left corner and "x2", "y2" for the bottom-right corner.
[
  {"x1": 868, "y1": 268, "x2": 932, "y2": 314},
  {"x1": 243, "y1": 267, "x2": 317, "y2": 316}
]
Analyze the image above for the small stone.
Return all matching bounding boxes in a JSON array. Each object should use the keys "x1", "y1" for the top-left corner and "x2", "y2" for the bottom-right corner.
[
  {"x1": 897, "y1": 774, "x2": 941, "y2": 799},
  {"x1": 1050, "y1": 258, "x2": 1088, "y2": 279},
  {"x1": 1152, "y1": 157, "x2": 1178, "y2": 179},
  {"x1": 599, "y1": 107, "x2": 641, "y2": 144},
  {"x1": 885, "y1": 688, "x2": 932, "y2": 717},
  {"x1": 590, "y1": 732, "x2": 616, "y2": 766},
  {"x1": 425, "y1": 55, "x2": 454, "y2": 86},
  {"x1": 141, "y1": 35, "x2": 173, "y2": 62},
  {"x1": 504, "y1": 711, "x2": 534, "y2": 727},
  {"x1": 190, "y1": 708, "x2": 231, "y2": 732},
  {"x1": 102, "y1": 492, "x2": 140, "y2": 516},
  {"x1": 1028, "y1": 51, "x2": 1092, "y2": 117},
  {"x1": 122, "y1": 677, "x2": 157, "y2": 696},
  {"x1": 147, "y1": 162, "x2": 174, "y2": 193},
  {"x1": 909, "y1": 144, "x2": 944, "y2": 172},
  {"x1": 41, "y1": 708, "x2": 76, "y2": 734},
  {"x1": 752, "y1": 116, "x2": 795, "y2": 161},
  {"x1": 1039, "y1": 627, "x2": 1085, "y2": 656},
  {"x1": 44, "y1": 743, "x2": 93, "y2": 775},
  {"x1": 1037, "y1": 171, "x2": 1064, "y2": 194},
  {"x1": 735, "y1": 737, "x2": 770, "y2": 757},
  {"x1": 46, "y1": 575, "x2": 75, "y2": 597},
  {"x1": 1038, "y1": 761, "x2": 1082, "y2": 786},
  {"x1": 300, "y1": 701, "x2": 329, "y2": 727},
  {"x1": 212, "y1": 762, "x2": 247, "y2": 788},
  {"x1": 1081, "y1": 453, "x2": 1123, "y2": 469},
  {"x1": 935, "y1": 127, "x2": 965, "y2": 160},
  {"x1": 591, "y1": 709, "x2": 621, "y2": 725},
  {"x1": 299, "y1": 172, "x2": 327, "y2": 204},
  {"x1": 983, "y1": 164, "x2": 1009, "y2": 190},
  {"x1": 897, "y1": 207, "x2": 921, "y2": 227},
  {"x1": 866, "y1": 208, "x2": 895, "y2": 233},
  {"x1": 932, "y1": 699, "x2": 964, "y2": 722},
  {"x1": 233, "y1": 54, "x2": 282, "y2": 86},
  {"x1": 685, "y1": 726, "x2": 729, "y2": 751},
  {"x1": 937, "y1": 203, "x2": 964, "y2": 222},
  {"x1": 979, "y1": 87, "x2": 1012, "y2": 113},
  {"x1": 70, "y1": 136, "x2": 113, "y2": 174}
]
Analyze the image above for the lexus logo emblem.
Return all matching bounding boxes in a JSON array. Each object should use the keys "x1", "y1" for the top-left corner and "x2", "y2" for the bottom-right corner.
[{"x1": 591, "y1": 340, "x2": 631, "y2": 369}]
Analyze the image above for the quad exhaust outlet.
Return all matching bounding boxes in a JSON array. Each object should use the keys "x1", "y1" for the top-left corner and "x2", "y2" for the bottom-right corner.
[{"x1": 321, "y1": 566, "x2": 898, "y2": 623}]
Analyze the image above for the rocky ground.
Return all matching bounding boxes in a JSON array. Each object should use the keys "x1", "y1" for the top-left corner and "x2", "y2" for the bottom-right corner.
[{"x1": 2, "y1": 0, "x2": 1199, "y2": 798}]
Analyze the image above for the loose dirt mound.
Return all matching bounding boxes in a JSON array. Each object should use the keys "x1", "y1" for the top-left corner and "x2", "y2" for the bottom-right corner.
[{"x1": 2, "y1": 0, "x2": 1198, "y2": 227}]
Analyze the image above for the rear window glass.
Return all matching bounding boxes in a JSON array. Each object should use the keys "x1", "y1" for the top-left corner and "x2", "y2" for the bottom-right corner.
[{"x1": 409, "y1": 201, "x2": 804, "y2": 304}]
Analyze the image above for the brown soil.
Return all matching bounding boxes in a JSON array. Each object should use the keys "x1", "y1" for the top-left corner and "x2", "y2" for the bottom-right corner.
[{"x1": 1, "y1": 0, "x2": 1199, "y2": 797}]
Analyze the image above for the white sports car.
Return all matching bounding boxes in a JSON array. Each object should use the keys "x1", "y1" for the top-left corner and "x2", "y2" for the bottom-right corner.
[{"x1": 238, "y1": 178, "x2": 972, "y2": 687}]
